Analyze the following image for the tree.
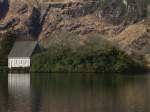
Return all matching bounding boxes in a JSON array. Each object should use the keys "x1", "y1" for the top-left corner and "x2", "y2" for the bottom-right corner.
[{"x1": 0, "y1": 31, "x2": 16, "y2": 66}]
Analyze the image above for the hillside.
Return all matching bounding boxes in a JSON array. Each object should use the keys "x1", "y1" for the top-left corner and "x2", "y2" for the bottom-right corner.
[{"x1": 0, "y1": 0, "x2": 150, "y2": 65}]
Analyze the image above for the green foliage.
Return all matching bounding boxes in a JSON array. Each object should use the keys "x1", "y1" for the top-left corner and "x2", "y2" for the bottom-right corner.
[
  {"x1": 0, "y1": 31, "x2": 16, "y2": 66},
  {"x1": 31, "y1": 45, "x2": 145, "y2": 73}
]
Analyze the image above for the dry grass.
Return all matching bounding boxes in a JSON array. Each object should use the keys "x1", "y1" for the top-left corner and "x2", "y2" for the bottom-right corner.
[{"x1": 112, "y1": 20, "x2": 150, "y2": 45}]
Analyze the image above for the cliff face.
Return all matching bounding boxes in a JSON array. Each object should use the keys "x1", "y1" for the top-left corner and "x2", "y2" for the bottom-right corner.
[
  {"x1": 0, "y1": 0, "x2": 150, "y2": 62},
  {"x1": 1, "y1": 0, "x2": 149, "y2": 32},
  {"x1": 99, "y1": 0, "x2": 149, "y2": 24}
]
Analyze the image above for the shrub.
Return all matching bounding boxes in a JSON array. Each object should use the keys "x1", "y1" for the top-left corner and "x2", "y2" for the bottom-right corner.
[
  {"x1": 31, "y1": 45, "x2": 145, "y2": 73},
  {"x1": 0, "y1": 31, "x2": 16, "y2": 66}
]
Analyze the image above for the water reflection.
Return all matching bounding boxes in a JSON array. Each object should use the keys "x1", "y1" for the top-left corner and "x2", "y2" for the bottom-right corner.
[
  {"x1": 8, "y1": 73, "x2": 30, "y2": 95},
  {"x1": 0, "y1": 73, "x2": 149, "y2": 112},
  {"x1": 8, "y1": 73, "x2": 31, "y2": 112},
  {"x1": 29, "y1": 74, "x2": 150, "y2": 112}
]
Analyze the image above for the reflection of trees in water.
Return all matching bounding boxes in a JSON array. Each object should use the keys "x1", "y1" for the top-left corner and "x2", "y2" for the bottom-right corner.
[
  {"x1": 30, "y1": 73, "x2": 114, "y2": 112},
  {"x1": 0, "y1": 74, "x2": 8, "y2": 112},
  {"x1": 112, "y1": 74, "x2": 150, "y2": 112},
  {"x1": 30, "y1": 73, "x2": 150, "y2": 112},
  {"x1": 0, "y1": 0, "x2": 9, "y2": 20},
  {"x1": 0, "y1": 73, "x2": 150, "y2": 112}
]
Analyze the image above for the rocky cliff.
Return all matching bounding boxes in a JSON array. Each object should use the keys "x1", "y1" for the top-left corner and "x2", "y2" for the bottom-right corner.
[{"x1": 0, "y1": 0, "x2": 150, "y2": 64}]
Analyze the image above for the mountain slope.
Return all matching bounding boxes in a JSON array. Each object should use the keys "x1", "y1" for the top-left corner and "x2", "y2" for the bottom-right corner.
[{"x1": 0, "y1": 0, "x2": 150, "y2": 64}]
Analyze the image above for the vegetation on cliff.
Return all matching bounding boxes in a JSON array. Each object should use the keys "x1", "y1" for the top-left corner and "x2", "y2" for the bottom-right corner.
[
  {"x1": 0, "y1": 0, "x2": 149, "y2": 73},
  {"x1": 0, "y1": 31, "x2": 16, "y2": 71},
  {"x1": 97, "y1": 0, "x2": 150, "y2": 24},
  {"x1": 31, "y1": 43, "x2": 144, "y2": 73}
]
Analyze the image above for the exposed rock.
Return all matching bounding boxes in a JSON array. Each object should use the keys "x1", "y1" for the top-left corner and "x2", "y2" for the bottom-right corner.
[
  {"x1": 0, "y1": 18, "x2": 19, "y2": 30},
  {"x1": 111, "y1": 19, "x2": 150, "y2": 62},
  {"x1": 63, "y1": 23, "x2": 81, "y2": 32},
  {"x1": 80, "y1": 26, "x2": 94, "y2": 35},
  {"x1": 99, "y1": 0, "x2": 149, "y2": 24},
  {"x1": 0, "y1": 0, "x2": 150, "y2": 65},
  {"x1": 0, "y1": 0, "x2": 9, "y2": 20},
  {"x1": 62, "y1": 1, "x2": 98, "y2": 18}
]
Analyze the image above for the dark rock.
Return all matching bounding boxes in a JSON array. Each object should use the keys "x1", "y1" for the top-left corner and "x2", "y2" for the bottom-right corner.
[
  {"x1": 99, "y1": 0, "x2": 149, "y2": 24},
  {"x1": 112, "y1": 25, "x2": 125, "y2": 35},
  {"x1": 0, "y1": 18, "x2": 19, "y2": 30},
  {"x1": 0, "y1": 0, "x2": 9, "y2": 20},
  {"x1": 49, "y1": 3, "x2": 65, "y2": 9},
  {"x1": 80, "y1": 27, "x2": 94, "y2": 35},
  {"x1": 62, "y1": 1, "x2": 99, "y2": 18},
  {"x1": 64, "y1": 23, "x2": 81, "y2": 32},
  {"x1": 25, "y1": 7, "x2": 41, "y2": 38}
]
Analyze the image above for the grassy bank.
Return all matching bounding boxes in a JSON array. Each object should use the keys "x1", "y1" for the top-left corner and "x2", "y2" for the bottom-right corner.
[{"x1": 31, "y1": 45, "x2": 145, "y2": 73}]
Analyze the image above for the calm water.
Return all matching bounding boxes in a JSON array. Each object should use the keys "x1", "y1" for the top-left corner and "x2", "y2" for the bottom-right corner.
[{"x1": 0, "y1": 73, "x2": 150, "y2": 112}]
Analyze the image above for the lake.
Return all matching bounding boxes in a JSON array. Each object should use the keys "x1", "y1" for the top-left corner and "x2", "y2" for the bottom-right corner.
[{"x1": 0, "y1": 73, "x2": 150, "y2": 112}]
